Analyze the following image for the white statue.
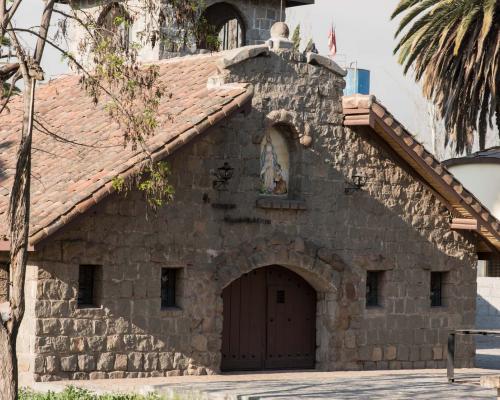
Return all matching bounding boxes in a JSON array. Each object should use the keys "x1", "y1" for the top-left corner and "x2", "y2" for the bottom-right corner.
[{"x1": 260, "y1": 134, "x2": 288, "y2": 195}]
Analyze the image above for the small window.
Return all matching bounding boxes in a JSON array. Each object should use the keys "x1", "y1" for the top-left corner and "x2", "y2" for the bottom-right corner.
[
  {"x1": 366, "y1": 271, "x2": 382, "y2": 307},
  {"x1": 430, "y1": 272, "x2": 445, "y2": 307},
  {"x1": 78, "y1": 265, "x2": 100, "y2": 308},
  {"x1": 487, "y1": 259, "x2": 500, "y2": 277},
  {"x1": 161, "y1": 268, "x2": 178, "y2": 309}
]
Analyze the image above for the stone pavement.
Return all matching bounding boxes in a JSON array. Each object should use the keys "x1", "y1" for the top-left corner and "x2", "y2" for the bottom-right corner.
[
  {"x1": 28, "y1": 369, "x2": 500, "y2": 399},
  {"x1": 25, "y1": 342, "x2": 500, "y2": 399}
]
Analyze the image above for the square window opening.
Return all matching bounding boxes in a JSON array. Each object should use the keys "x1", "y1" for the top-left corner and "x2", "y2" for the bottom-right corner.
[
  {"x1": 366, "y1": 271, "x2": 383, "y2": 308},
  {"x1": 487, "y1": 259, "x2": 500, "y2": 277},
  {"x1": 430, "y1": 271, "x2": 447, "y2": 307},
  {"x1": 77, "y1": 265, "x2": 101, "y2": 308},
  {"x1": 161, "y1": 268, "x2": 180, "y2": 309}
]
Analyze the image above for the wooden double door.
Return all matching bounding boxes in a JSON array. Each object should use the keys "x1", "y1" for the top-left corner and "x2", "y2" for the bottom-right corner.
[{"x1": 221, "y1": 265, "x2": 316, "y2": 371}]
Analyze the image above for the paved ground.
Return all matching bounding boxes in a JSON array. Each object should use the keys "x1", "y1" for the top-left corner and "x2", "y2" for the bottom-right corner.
[
  {"x1": 26, "y1": 342, "x2": 500, "y2": 399},
  {"x1": 29, "y1": 369, "x2": 500, "y2": 399},
  {"x1": 477, "y1": 337, "x2": 500, "y2": 370}
]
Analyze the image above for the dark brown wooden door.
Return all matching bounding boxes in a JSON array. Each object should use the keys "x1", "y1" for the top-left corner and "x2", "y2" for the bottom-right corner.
[{"x1": 221, "y1": 266, "x2": 316, "y2": 371}]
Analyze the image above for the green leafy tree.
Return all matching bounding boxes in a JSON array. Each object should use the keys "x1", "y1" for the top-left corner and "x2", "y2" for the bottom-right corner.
[
  {"x1": 392, "y1": 0, "x2": 499, "y2": 153},
  {"x1": 0, "y1": 1, "x2": 205, "y2": 398}
]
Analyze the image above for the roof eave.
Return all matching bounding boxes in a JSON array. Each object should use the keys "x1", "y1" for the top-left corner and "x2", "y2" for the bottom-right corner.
[{"x1": 343, "y1": 95, "x2": 500, "y2": 253}]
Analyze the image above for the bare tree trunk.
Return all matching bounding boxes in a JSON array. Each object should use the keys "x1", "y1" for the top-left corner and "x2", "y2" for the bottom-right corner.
[
  {"x1": 0, "y1": 76, "x2": 35, "y2": 400},
  {"x1": 0, "y1": 326, "x2": 16, "y2": 399}
]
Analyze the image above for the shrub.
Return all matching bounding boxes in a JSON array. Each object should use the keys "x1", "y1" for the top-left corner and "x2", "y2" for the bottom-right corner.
[{"x1": 19, "y1": 386, "x2": 164, "y2": 400}]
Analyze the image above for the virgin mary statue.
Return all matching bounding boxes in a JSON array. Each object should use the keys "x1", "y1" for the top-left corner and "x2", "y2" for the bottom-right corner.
[{"x1": 260, "y1": 134, "x2": 287, "y2": 195}]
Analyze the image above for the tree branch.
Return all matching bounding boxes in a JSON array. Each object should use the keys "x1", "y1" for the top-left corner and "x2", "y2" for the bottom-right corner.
[
  {"x1": 0, "y1": 62, "x2": 19, "y2": 81},
  {"x1": 6, "y1": 24, "x2": 28, "y2": 80},
  {"x1": 0, "y1": 71, "x2": 20, "y2": 115},
  {"x1": 1, "y1": 0, "x2": 22, "y2": 35},
  {"x1": 34, "y1": 0, "x2": 55, "y2": 63}
]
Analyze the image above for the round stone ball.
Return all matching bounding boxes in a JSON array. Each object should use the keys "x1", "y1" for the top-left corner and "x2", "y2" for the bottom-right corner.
[
  {"x1": 270, "y1": 22, "x2": 290, "y2": 39},
  {"x1": 300, "y1": 135, "x2": 313, "y2": 147}
]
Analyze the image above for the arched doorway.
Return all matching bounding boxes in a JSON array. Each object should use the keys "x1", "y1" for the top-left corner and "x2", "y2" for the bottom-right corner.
[
  {"x1": 199, "y1": 2, "x2": 246, "y2": 51},
  {"x1": 221, "y1": 265, "x2": 316, "y2": 371}
]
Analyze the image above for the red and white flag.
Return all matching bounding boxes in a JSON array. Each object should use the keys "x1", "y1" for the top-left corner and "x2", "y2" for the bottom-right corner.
[{"x1": 328, "y1": 24, "x2": 337, "y2": 57}]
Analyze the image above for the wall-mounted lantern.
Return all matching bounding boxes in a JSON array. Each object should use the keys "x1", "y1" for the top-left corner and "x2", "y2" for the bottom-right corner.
[
  {"x1": 212, "y1": 162, "x2": 234, "y2": 192},
  {"x1": 344, "y1": 174, "x2": 367, "y2": 194}
]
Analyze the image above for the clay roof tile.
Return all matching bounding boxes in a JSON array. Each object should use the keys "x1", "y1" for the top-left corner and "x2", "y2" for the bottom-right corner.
[{"x1": 0, "y1": 54, "x2": 253, "y2": 245}]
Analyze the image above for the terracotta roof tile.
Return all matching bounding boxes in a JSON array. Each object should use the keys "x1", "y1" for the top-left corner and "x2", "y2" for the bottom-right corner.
[{"x1": 0, "y1": 54, "x2": 253, "y2": 245}]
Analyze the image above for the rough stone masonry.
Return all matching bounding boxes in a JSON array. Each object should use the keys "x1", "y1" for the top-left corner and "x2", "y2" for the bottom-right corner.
[{"x1": 9, "y1": 33, "x2": 478, "y2": 382}]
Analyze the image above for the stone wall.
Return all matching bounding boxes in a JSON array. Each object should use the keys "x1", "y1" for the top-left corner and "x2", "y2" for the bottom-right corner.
[
  {"x1": 67, "y1": 0, "x2": 283, "y2": 64},
  {"x1": 0, "y1": 263, "x2": 8, "y2": 302},
  {"x1": 26, "y1": 50, "x2": 477, "y2": 382}
]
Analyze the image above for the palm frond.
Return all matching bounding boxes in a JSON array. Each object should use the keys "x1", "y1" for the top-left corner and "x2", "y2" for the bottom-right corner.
[{"x1": 392, "y1": 0, "x2": 500, "y2": 153}]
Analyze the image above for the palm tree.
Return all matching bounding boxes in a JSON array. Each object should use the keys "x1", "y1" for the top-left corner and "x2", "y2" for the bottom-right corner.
[{"x1": 392, "y1": 0, "x2": 499, "y2": 153}]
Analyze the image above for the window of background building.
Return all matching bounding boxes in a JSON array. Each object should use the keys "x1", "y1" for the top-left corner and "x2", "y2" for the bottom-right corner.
[{"x1": 487, "y1": 259, "x2": 500, "y2": 277}]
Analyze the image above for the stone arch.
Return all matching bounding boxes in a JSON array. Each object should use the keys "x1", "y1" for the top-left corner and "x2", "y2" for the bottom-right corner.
[
  {"x1": 214, "y1": 234, "x2": 345, "y2": 370},
  {"x1": 198, "y1": 2, "x2": 247, "y2": 50},
  {"x1": 253, "y1": 109, "x2": 313, "y2": 147},
  {"x1": 215, "y1": 234, "x2": 343, "y2": 292}
]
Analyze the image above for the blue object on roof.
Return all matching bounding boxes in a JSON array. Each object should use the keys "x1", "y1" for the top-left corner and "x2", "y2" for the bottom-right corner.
[{"x1": 344, "y1": 68, "x2": 370, "y2": 96}]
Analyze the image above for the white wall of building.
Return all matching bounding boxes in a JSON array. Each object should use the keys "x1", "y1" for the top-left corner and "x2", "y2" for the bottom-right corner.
[
  {"x1": 447, "y1": 163, "x2": 500, "y2": 220},
  {"x1": 477, "y1": 277, "x2": 500, "y2": 329}
]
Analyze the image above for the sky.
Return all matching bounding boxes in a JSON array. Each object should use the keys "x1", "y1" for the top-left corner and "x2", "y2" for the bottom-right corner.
[
  {"x1": 13, "y1": 0, "x2": 500, "y2": 159},
  {"x1": 288, "y1": 0, "x2": 499, "y2": 157}
]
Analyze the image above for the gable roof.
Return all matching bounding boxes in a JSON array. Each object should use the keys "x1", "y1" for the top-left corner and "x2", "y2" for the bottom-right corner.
[
  {"x1": 343, "y1": 94, "x2": 500, "y2": 252},
  {"x1": 0, "y1": 54, "x2": 253, "y2": 248},
  {"x1": 444, "y1": 146, "x2": 500, "y2": 167}
]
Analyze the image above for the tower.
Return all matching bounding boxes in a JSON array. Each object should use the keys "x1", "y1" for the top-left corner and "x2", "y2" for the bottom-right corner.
[{"x1": 64, "y1": 0, "x2": 314, "y2": 63}]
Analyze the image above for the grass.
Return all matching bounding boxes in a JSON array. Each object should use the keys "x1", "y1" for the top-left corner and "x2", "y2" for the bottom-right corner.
[{"x1": 19, "y1": 387, "x2": 165, "y2": 400}]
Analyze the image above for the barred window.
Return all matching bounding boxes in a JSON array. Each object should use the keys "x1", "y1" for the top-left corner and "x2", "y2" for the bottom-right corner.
[
  {"x1": 161, "y1": 268, "x2": 178, "y2": 309},
  {"x1": 366, "y1": 271, "x2": 382, "y2": 307},
  {"x1": 430, "y1": 272, "x2": 445, "y2": 307},
  {"x1": 78, "y1": 265, "x2": 100, "y2": 308}
]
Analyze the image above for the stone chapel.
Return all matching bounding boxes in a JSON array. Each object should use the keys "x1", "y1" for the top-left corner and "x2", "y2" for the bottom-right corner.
[{"x1": 1, "y1": 0, "x2": 500, "y2": 383}]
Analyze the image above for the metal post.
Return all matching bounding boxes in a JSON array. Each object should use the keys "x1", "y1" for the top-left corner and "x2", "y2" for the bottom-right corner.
[{"x1": 447, "y1": 332, "x2": 455, "y2": 383}]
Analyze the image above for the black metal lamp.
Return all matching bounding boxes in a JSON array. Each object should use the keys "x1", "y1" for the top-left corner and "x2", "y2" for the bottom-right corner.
[
  {"x1": 344, "y1": 174, "x2": 367, "y2": 194},
  {"x1": 212, "y1": 162, "x2": 234, "y2": 192}
]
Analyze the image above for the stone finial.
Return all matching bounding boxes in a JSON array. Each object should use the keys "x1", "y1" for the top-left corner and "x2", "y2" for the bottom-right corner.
[
  {"x1": 268, "y1": 22, "x2": 293, "y2": 51},
  {"x1": 270, "y1": 22, "x2": 290, "y2": 39}
]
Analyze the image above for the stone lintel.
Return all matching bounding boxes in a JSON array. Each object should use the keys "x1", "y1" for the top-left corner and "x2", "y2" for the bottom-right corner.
[
  {"x1": 306, "y1": 52, "x2": 347, "y2": 77},
  {"x1": 256, "y1": 197, "x2": 307, "y2": 210}
]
